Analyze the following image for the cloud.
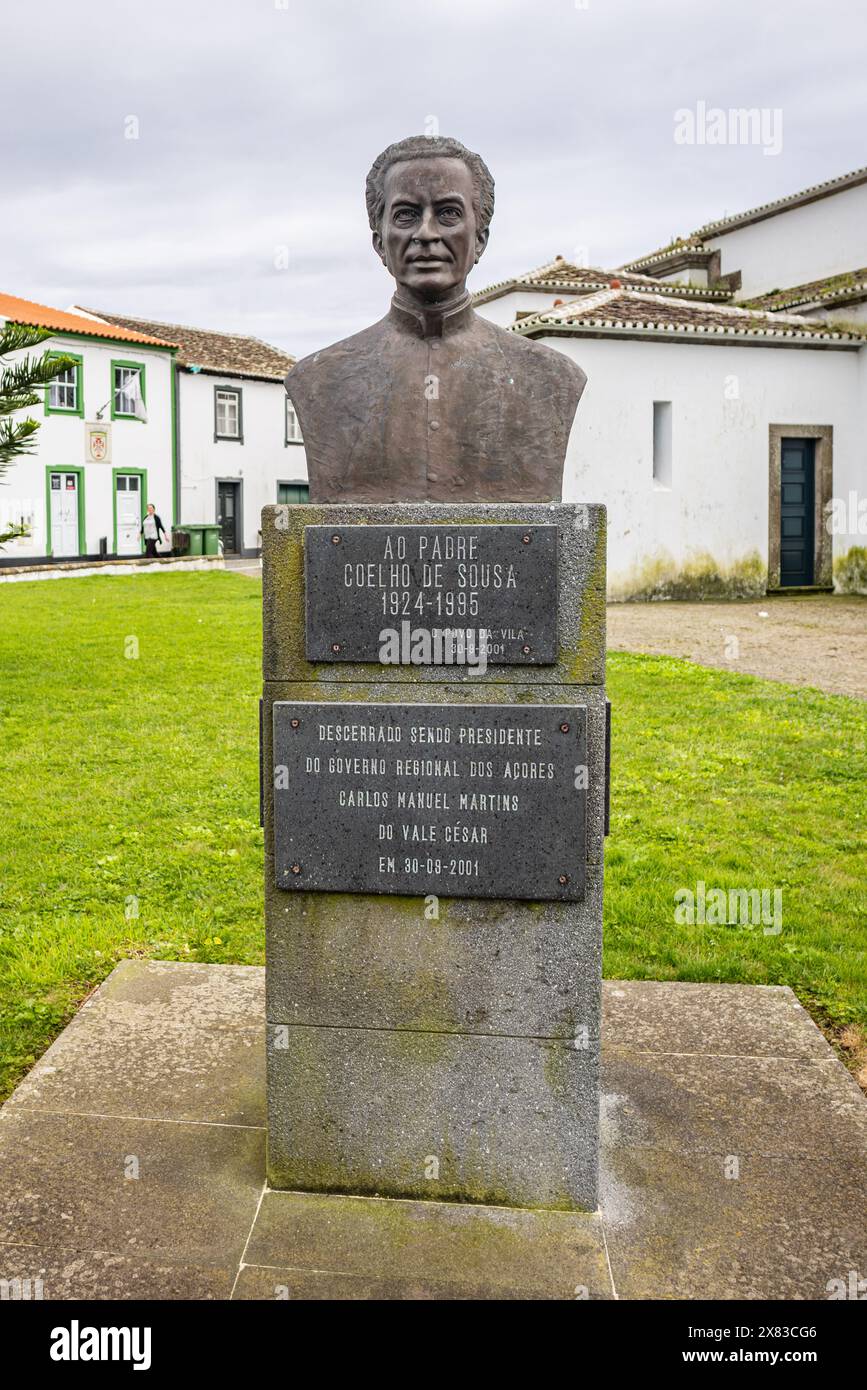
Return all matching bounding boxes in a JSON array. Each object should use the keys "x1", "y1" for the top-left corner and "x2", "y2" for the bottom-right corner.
[{"x1": 3, "y1": 0, "x2": 865, "y2": 355}]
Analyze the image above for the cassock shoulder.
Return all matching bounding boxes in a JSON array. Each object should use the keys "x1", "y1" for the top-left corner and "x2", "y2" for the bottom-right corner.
[
  {"x1": 481, "y1": 316, "x2": 587, "y2": 415},
  {"x1": 284, "y1": 317, "x2": 391, "y2": 404}
]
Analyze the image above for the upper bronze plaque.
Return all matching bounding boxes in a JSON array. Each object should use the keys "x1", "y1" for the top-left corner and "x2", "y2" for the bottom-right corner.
[{"x1": 305, "y1": 524, "x2": 558, "y2": 665}]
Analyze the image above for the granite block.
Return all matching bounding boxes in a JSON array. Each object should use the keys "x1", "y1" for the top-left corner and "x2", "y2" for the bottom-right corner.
[
  {"x1": 262, "y1": 502, "x2": 606, "y2": 687},
  {"x1": 265, "y1": 857, "x2": 602, "y2": 1037},
  {"x1": 266, "y1": 1023, "x2": 598, "y2": 1210}
]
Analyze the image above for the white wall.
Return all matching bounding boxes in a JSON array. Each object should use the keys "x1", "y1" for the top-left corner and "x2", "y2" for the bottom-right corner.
[
  {"x1": 803, "y1": 301, "x2": 867, "y2": 325},
  {"x1": 707, "y1": 182, "x2": 867, "y2": 299},
  {"x1": 649, "y1": 267, "x2": 708, "y2": 287},
  {"x1": 476, "y1": 290, "x2": 573, "y2": 328},
  {"x1": 542, "y1": 333, "x2": 863, "y2": 594},
  {"x1": 0, "y1": 334, "x2": 174, "y2": 561},
  {"x1": 177, "y1": 373, "x2": 308, "y2": 553}
]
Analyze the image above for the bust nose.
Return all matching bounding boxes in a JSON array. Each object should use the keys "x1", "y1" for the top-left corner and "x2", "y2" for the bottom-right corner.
[{"x1": 413, "y1": 207, "x2": 441, "y2": 243}]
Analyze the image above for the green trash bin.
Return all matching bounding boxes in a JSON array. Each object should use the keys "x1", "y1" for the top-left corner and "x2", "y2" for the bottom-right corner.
[
  {"x1": 184, "y1": 525, "x2": 204, "y2": 556},
  {"x1": 203, "y1": 525, "x2": 221, "y2": 556}
]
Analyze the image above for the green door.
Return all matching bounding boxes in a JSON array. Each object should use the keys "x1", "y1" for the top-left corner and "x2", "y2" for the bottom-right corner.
[
  {"x1": 780, "y1": 439, "x2": 815, "y2": 586},
  {"x1": 277, "y1": 483, "x2": 309, "y2": 505}
]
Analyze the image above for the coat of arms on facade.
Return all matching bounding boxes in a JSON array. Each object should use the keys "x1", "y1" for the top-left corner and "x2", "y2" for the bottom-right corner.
[{"x1": 85, "y1": 423, "x2": 111, "y2": 463}]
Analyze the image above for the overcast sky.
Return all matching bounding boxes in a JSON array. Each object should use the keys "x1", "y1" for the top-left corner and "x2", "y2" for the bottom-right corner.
[{"x1": 3, "y1": 0, "x2": 865, "y2": 357}]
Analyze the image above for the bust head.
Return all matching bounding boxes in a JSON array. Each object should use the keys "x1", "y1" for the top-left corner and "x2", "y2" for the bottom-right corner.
[{"x1": 366, "y1": 136, "x2": 495, "y2": 305}]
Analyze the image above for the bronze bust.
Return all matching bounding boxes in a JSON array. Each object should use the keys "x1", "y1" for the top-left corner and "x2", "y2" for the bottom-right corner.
[{"x1": 285, "y1": 135, "x2": 587, "y2": 502}]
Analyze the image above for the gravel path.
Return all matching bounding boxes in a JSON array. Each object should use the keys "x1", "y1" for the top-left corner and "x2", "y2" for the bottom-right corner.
[{"x1": 607, "y1": 595, "x2": 867, "y2": 699}]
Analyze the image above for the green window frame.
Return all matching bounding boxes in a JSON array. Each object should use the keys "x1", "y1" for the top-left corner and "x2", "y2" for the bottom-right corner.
[
  {"x1": 45, "y1": 352, "x2": 84, "y2": 417},
  {"x1": 111, "y1": 359, "x2": 147, "y2": 422}
]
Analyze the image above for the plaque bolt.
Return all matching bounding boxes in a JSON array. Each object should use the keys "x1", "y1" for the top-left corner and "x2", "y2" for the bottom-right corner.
[
  {"x1": 559, "y1": 722, "x2": 570, "y2": 734},
  {"x1": 290, "y1": 864, "x2": 302, "y2": 875},
  {"x1": 331, "y1": 534, "x2": 341, "y2": 544},
  {"x1": 331, "y1": 643, "x2": 342, "y2": 654},
  {"x1": 522, "y1": 645, "x2": 531, "y2": 655},
  {"x1": 558, "y1": 874, "x2": 569, "y2": 885},
  {"x1": 521, "y1": 534, "x2": 531, "y2": 544},
  {"x1": 290, "y1": 718, "x2": 300, "y2": 729}
]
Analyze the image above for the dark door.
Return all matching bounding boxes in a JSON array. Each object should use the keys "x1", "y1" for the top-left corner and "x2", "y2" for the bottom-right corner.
[
  {"x1": 217, "y1": 481, "x2": 240, "y2": 554},
  {"x1": 780, "y1": 439, "x2": 815, "y2": 586},
  {"x1": 277, "y1": 483, "x2": 309, "y2": 504}
]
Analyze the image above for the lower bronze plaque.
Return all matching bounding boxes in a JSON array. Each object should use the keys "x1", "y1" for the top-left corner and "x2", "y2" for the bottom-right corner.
[{"x1": 273, "y1": 701, "x2": 586, "y2": 902}]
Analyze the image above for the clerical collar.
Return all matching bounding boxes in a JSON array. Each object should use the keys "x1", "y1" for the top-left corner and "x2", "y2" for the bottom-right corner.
[{"x1": 389, "y1": 289, "x2": 474, "y2": 340}]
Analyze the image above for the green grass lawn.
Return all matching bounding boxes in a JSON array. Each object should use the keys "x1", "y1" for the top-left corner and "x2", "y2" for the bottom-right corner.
[{"x1": 1, "y1": 570, "x2": 865, "y2": 1100}]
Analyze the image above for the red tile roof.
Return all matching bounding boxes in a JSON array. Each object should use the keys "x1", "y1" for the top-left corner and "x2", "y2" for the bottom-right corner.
[
  {"x1": 741, "y1": 267, "x2": 867, "y2": 313},
  {"x1": 0, "y1": 292, "x2": 177, "y2": 347},
  {"x1": 77, "y1": 308, "x2": 295, "y2": 381},
  {"x1": 474, "y1": 255, "x2": 731, "y2": 304},
  {"x1": 511, "y1": 288, "x2": 866, "y2": 344}
]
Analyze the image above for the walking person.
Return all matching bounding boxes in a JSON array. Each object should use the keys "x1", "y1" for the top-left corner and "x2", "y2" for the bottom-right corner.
[{"x1": 141, "y1": 503, "x2": 169, "y2": 558}]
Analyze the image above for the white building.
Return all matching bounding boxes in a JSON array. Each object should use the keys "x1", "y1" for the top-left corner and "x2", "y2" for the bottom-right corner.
[
  {"x1": 0, "y1": 293, "x2": 177, "y2": 567},
  {"x1": 622, "y1": 165, "x2": 867, "y2": 318},
  {"x1": 474, "y1": 165, "x2": 867, "y2": 599},
  {"x1": 74, "y1": 309, "x2": 309, "y2": 556}
]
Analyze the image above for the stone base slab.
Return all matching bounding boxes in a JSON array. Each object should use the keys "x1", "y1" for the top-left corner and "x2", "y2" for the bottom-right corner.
[{"x1": 1, "y1": 961, "x2": 865, "y2": 1300}]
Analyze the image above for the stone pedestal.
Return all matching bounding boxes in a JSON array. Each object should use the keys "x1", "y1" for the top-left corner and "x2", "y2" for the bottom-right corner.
[{"x1": 262, "y1": 502, "x2": 606, "y2": 1211}]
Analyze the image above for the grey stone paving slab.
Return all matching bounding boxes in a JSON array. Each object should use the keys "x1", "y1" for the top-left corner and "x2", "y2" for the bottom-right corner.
[
  {"x1": 4, "y1": 960, "x2": 265, "y2": 1126},
  {"x1": 242, "y1": 1190, "x2": 612, "y2": 1299},
  {"x1": 602, "y1": 980, "x2": 829, "y2": 1059},
  {"x1": 265, "y1": 860, "x2": 602, "y2": 1037},
  {"x1": 0, "y1": 1242, "x2": 232, "y2": 1300},
  {"x1": 600, "y1": 1146, "x2": 867, "y2": 1301},
  {"x1": 234, "y1": 1265, "x2": 571, "y2": 1300},
  {"x1": 267, "y1": 1025, "x2": 598, "y2": 1210},
  {"x1": 0, "y1": 962, "x2": 864, "y2": 1300},
  {"x1": 0, "y1": 1109, "x2": 264, "y2": 1268},
  {"x1": 602, "y1": 1051, "x2": 867, "y2": 1159},
  {"x1": 93, "y1": 959, "x2": 264, "y2": 1019}
]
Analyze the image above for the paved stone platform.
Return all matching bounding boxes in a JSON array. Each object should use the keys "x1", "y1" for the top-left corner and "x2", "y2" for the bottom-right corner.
[{"x1": 0, "y1": 961, "x2": 864, "y2": 1299}]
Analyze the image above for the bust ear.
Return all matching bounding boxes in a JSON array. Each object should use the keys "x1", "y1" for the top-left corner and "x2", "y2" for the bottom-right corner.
[
  {"x1": 474, "y1": 226, "x2": 490, "y2": 264},
  {"x1": 372, "y1": 229, "x2": 387, "y2": 267}
]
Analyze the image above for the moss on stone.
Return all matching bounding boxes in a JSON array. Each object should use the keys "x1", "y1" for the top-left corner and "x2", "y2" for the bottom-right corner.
[
  {"x1": 833, "y1": 546, "x2": 867, "y2": 595},
  {"x1": 610, "y1": 548, "x2": 765, "y2": 602}
]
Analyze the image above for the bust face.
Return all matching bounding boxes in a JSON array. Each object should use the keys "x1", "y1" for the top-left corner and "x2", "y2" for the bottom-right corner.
[{"x1": 374, "y1": 156, "x2": 488, "y2": 303}]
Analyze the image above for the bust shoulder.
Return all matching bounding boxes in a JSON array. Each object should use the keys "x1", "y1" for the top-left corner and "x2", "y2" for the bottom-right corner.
[
  {"x1": 285, "y1": 317, "x2": 390, "y2": 403},
  {"x1": 478, "y1": 315, "x2": 587, "y2": 411}
]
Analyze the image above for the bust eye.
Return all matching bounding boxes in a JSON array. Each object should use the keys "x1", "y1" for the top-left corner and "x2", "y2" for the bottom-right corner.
[
  {"x1": 438, "y1": 206, "x2": 462, "y2": 222},
  {"x1": 393, "y1": 207, "x2": 419, "y2": 225}
]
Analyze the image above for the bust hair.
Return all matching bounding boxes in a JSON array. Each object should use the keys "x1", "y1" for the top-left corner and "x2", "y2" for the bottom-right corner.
[{"x1": 365, "y1": 135, "x2": 495, "y2": 234}]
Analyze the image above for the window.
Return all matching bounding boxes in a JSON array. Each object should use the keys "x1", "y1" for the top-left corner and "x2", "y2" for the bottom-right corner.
[
  {"x1": 111, "y1": 360, "x2": 146, "y2": 421},
  {"x1": 652, "y1": 401, "x2": 672, "y2": 488},
  {"x1": 46, "y1": 354, "x2": 83, "y2": 416},
  {"x1": 215, "y1": 386, "x2": 243, "y2": 442},
  {"x1": 277, "y1": 482, "x2": 309, "y2": 504},
  {"x1": 285, "y1": 399, "x2": 303, "y2": 444}
]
